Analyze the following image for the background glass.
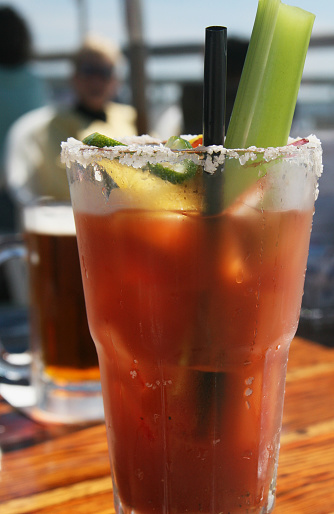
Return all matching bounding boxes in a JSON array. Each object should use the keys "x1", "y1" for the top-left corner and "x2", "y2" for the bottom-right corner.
[{"x1": 0, "y1": 199, "x2": 104, "y2": 424}]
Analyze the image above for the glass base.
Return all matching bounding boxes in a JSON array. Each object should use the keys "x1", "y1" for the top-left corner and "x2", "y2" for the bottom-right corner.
[
  {"x1": 32, "y1": 377, "x2": 104, "y2": 424},
  {"x1": 112, "y1": 475, "x2": 277, "y2": 514},
  {"x1": 0, "y1": 379, "x2": 104, "y2": 424}
]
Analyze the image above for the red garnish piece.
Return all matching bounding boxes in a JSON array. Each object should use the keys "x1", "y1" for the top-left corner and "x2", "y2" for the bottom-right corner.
[
  {"x1": 190, "y1": 135, "x2": 203, "y2": 148},
  {"x1": 288, "y1": 138, "x2": 309, "y2": 146}
]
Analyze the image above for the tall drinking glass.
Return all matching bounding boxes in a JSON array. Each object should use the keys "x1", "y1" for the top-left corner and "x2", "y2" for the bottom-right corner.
[{"x1": 62, "y1": 135, "x2": 322, "y2": 513}]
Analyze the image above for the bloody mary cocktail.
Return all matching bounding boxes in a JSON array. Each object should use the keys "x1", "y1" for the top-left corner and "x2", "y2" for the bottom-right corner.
[{"x1": 62, "y1": 135, "x2": 322, "y2": 513}]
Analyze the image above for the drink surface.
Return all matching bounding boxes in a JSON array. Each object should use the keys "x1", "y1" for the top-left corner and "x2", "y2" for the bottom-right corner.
[
  {"x1": 75, "y1": 200, "x2": 313, "y2": 512},
  {"x1": 25, "y1": 204, "x2": 99, "y2": 383}
]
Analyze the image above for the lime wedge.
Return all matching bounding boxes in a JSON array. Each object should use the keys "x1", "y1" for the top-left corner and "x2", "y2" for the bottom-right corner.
[
  {"x1": 82, "y1": 133, "x2": 199, "y2": 186},
  {"x1": 82, "y1": 132, "x2": 125, "y2": 148},
  {"x1": 99, "y1": 158, "x2": 203, "y2": 211},
  {"x1": 147, "y1": 135, "x2": 198, "y2": 184},
  {"x1": 147, "y1": 161, "x2": 198, "y2": 184},
  {"x1": 165, "y1": 136, "x2": 193, "y2": 150}
]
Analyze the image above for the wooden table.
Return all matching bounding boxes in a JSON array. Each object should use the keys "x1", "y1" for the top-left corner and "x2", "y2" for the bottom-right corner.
[{"x1": 1, "y1": 337, "x2": 334, "y2": 514}]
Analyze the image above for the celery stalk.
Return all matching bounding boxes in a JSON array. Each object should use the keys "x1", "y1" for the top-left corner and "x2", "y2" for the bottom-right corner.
[
  {"x1": 225, "y1": 0, "x2": 315, "y2": 149},
  {"x1": 222, "y1": 0, "x2": 315, "y2": 208}
]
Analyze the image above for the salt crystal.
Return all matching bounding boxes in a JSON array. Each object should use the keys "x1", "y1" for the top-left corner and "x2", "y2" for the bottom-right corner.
[{"x1": 61, "y1": 135, "x2": 323, "y2": 178}]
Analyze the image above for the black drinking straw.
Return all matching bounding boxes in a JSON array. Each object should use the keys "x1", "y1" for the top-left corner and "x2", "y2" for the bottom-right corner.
[
  {"x1": 203, "y1": 26, "x2": 227, "y2": 214},
  {"x1": 194, "y1": 27, "x2": 227, "y2": 434}
]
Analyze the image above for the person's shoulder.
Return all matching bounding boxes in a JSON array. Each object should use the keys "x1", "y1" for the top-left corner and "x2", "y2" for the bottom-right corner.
[
  {"x1": 106, "y1": 102, "x2": 137, "y2": 118},
  {"x1": 5, "y1": 106, "x2": 56, "y2": 164},
  {"x1": 105, "y1": 102, "x2": 137, "y2": 136},
  {"x1": 8, "y1": 106, "x2": 56, "y2": 139}
]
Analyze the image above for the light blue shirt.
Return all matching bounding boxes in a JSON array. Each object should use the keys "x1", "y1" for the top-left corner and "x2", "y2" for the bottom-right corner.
[{"x1": 0, "y1": 64, "x2": 50, "y2": 182}]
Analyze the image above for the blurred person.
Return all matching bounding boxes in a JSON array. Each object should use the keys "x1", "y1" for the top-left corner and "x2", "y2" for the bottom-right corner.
[
  {"x1": 0, "y1": 6, "x2": 50, "y2": 232},
  {"x1": 5, "y1": 35, "x2": 137, "y2": 205}
]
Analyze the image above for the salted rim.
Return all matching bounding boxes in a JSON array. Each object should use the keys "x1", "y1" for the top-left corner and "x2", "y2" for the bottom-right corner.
[{"x1": 61, "y1": 134, "x2": 323, "y2": 176}]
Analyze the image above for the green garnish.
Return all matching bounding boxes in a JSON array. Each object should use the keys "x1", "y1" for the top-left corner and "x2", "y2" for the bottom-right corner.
[
  {"x1": 165, "y1": 136, "x2": 193, "y2": 150},
  {"x1": 82, "y1": 133, "x2": 200, "y2": 187},
  {"x1": 82, "y1": 132, "x2": 125, "y2": 148},
  {"x1": 147, "y1": 161, "x2": 198, "y2": 184},
  {"x1": 147, "y1": 135, "x2": 198, "y2": 184}
]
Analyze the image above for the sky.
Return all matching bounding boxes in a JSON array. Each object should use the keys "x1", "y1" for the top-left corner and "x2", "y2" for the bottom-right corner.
[
  {"x1": 1, "y1": 0, "x2": 333, "y2": 51},
  {"x1": 1, "y1": 0, "x2": 333, "y2": 87}
]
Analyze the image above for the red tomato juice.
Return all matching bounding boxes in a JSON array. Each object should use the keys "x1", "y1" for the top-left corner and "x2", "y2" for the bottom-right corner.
[{"x1": 74, "y1": 201, "x2": 312, "y2": 513}]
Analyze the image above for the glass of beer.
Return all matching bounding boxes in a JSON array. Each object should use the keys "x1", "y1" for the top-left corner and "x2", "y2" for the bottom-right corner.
[{"x1": 0, "y1": 199, "x2": 104, "y2": 424}]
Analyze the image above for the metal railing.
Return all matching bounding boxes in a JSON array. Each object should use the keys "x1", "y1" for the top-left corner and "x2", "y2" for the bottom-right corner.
[{"x1": 32, "y1": 35, "x2": 334, "y2": 134}]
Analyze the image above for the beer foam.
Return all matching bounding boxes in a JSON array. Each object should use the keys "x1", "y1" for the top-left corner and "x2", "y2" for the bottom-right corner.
[{"x1": 24, "y1": 204, "x2": 76, "y2": 235}]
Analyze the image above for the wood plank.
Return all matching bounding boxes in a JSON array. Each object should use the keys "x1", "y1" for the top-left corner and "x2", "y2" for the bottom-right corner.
[
  {"x1": 288, "y1": 337, "x2": 334, "y2": 368},
  {"x1": 276, "y1": 432, "x2": 334, "y2": 513},
  {"x1": 0, "y1": 425, "x2": 109, "y2": 502},
  {"x1": 1, "y1": 477, "x2": 113, "y2": 514}
]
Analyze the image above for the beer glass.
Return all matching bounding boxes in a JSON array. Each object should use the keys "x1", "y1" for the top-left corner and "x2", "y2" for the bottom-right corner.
[
  {"x1": 63, "y1": 135, "x2": 322, "y2": 512},
  {"x1": 0, "y1": 199, "x2": 104, "y2": 424}
]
